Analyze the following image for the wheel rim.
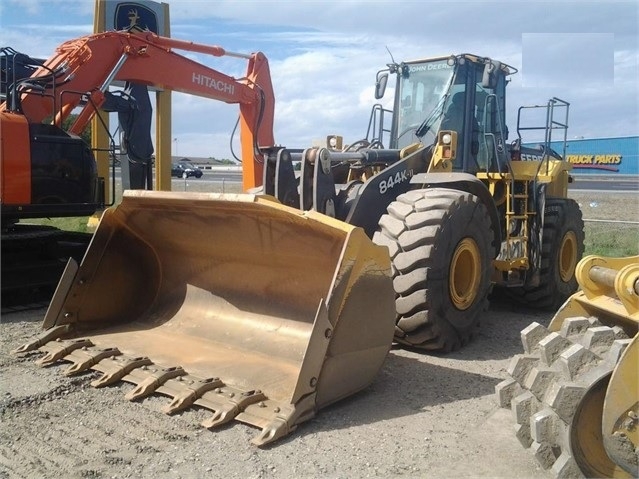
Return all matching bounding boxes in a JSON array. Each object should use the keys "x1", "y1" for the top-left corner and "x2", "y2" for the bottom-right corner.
[
  {"x1": 559, "y1": 231, "x2": 578, "y2": 282},
  {"x1": 449, "y1": 237, "x2": 481, "y2": 310},
  {"x1": 570, "y1": 374, "x2": 621, "y2": 478}
]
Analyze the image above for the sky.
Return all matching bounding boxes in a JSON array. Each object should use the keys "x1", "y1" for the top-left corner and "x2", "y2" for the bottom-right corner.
[{"x1": 1, "y1": 0, "x2": 638, "y2": 161}]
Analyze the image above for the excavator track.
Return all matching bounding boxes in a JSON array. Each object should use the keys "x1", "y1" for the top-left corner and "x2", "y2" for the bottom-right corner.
[
  {"x1": 495, "y1": 317, "x2": 635, "y2": 478},
  {"x1": 1, "y1": 224, "x2": 92, "y2": 310}
]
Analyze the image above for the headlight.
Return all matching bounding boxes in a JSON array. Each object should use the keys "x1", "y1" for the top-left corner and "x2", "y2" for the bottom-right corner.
[{"x1": 442, "y1": 133, "x2": 452, "y2": 145}]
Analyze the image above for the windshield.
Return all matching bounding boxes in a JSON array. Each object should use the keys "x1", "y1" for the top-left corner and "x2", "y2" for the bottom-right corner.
[{"x1": 396, "y1": 59, "x2": 455, "y2": 149}]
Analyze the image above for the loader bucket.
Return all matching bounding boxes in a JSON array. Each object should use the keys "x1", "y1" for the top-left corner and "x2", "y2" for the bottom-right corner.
[{"x1": 15, "y1": 191, "x2": 395, "y2": 446}]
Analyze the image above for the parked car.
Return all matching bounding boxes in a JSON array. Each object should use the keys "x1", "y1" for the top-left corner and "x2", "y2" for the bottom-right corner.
[{"x1": 171, "y1": 160, "x2": 203, "y2": 179}]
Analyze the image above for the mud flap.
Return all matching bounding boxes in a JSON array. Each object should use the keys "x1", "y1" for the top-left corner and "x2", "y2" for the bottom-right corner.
[{"x1": 14, "y1": 190, "x2": 396, "y2": 446}]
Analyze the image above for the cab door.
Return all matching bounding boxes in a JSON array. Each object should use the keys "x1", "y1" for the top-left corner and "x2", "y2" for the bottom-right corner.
[{"x1": 473, "y1": 63, "x2": 508, "y2": 172}]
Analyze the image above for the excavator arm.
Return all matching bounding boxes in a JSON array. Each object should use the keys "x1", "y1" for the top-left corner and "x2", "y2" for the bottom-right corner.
[{"x1": 3, "y1": 30, "x2": 276, "y2": 189}]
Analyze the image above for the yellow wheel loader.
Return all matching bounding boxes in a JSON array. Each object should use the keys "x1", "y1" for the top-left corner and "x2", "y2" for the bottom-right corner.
[
  {"x1": 496, "y1": 255, "x2": 639, "y2": 477},
  {"x1": 11, "y1": 40, "x2": 585, "y2": 446},
  {"x1": 260, "y1": 54, "x2": 584, "y2": 351}
]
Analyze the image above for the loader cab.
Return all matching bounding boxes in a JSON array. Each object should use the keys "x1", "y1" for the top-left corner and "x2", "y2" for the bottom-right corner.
[{"x1": 388, "y1": 54, "x2": 512, "y2": 174}]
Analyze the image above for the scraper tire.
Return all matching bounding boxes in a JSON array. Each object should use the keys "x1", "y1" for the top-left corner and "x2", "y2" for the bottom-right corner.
[{"x1": 373, "y1": 188, "x2": 494, "y2": 352}]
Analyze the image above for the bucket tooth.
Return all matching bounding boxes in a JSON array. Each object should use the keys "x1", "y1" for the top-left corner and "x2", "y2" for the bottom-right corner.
[
  {"x1": 36, "y1": 338, "x2": 94, "y2": 366},
  {"x1": 63, "y1": 347, "x2": 122, "y2": 376},
  {"x1": 159, "y1": 376, "x2": 225, "y2": 414},
  {"x1": 124, "y1": 366, "x2": 187, "y2": 401},
  {"x1": 11, "y1": 324, "x2": 72, "y2": 354},
  {"x1": 243, "y1": 395, "x2": 317, "y2": 447},
  {"x1": 199, "y1": 387, "x2": 267, "y2": 429},
  {"x1": 252, "y1": 416, "x2": 290, "y2": 447},
  {"x1": 91, "y1": 356, "x2": 154, "y2": 387}
]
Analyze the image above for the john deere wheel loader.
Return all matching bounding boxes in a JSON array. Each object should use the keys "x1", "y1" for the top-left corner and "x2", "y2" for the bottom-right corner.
[
  {"x1": 258, "y1": 53, "x2": 584, "y2": 351},
  {"x1": 496, "y1": 255, "x2": 639, "y2": 478},
  {"x1": 13, "y1": 39, "x2": 585, "y2": 446}
]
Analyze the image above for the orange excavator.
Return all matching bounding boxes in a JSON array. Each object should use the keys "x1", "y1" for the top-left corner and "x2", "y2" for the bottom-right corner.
[{"x1": 1, "y1": 29, "x2": 276, "y2": 210}]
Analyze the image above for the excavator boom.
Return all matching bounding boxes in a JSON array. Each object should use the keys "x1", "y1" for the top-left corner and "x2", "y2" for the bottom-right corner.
[{"x1": 2, "y1": 30, "x2": 275, "y2": 189}]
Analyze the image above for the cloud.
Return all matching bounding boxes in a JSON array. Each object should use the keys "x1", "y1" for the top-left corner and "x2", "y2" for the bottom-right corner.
[
  {"x1": 2, "y1": 0, "x2": 637, "y2": 157},
  {"x1": 522, "y1": 33, "x2": 615, "y2": 88}
]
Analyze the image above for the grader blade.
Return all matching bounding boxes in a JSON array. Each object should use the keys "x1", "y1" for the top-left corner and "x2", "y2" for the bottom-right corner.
[{"x1": 15, "y1": 190, "x2": 396, "y2": 446}]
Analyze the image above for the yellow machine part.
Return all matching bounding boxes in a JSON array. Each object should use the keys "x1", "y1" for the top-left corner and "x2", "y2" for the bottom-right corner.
[
  {"x1": 15, "y1": 191, "x2": 396, "y2": 446},
  {"x1": 549, "y1": 255, "x2": 639, "y2": 335},
  {"x1": 496, "y1": 255, "x2": 638, "y2": 477},
  {"x1": 602, "y1": 335, "x2": 638, "y2": 477},
  {"x1": 547, "y1": 255, "x2": 639, "y2": 477}
]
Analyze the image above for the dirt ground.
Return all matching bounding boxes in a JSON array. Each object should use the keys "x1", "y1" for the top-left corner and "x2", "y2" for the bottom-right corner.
[
  {"x1": 1, "y1": 300, "x2": 555, "y2": 479},
  {"x1": 2, "y1": 189, "x2": 633, "y2": 479}
]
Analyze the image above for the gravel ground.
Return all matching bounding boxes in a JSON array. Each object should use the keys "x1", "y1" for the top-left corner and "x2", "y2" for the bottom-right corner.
[
  {"x1": 1, "y1": 300, "x2": 554, "y2": 479},
  {"x1": 2, "y1": 190, "x2": 632, "y2": 479}
]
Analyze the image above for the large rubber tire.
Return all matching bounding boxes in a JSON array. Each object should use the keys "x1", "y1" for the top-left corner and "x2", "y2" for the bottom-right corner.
[
  {"x1": 373, "y1": 188, "x2": 495, "y2": 352},
  {"x1": 495, "y1": 318, "x2": 633, "y2": 478},
  {"x1": 501, "y1": 197, "x2": 584, "y2": 310}
]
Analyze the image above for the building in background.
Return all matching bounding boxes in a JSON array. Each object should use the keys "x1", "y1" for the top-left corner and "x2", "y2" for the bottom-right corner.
[{"x1": 545, "y1": 136, "x2": 638, "y2": 176}]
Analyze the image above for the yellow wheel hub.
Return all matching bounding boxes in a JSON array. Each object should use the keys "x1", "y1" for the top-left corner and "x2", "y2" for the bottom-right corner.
[
  {"x1": 570, "y1": 375, "x2": 631, "y2": 478},
  {"x1": 559, "y1": 231, "x2": 578, "y2": 282},
  {"x1": 450, "y1": 237, "x2": 481, "y2": 310}
]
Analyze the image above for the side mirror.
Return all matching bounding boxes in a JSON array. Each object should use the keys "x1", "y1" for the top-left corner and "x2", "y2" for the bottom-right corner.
[
  {"x1": 481, "y1": 60, "x2": 502, "y2": 89},
  {"x1": 375, "y1": 72, "x2": 388, "y2": 99}
]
